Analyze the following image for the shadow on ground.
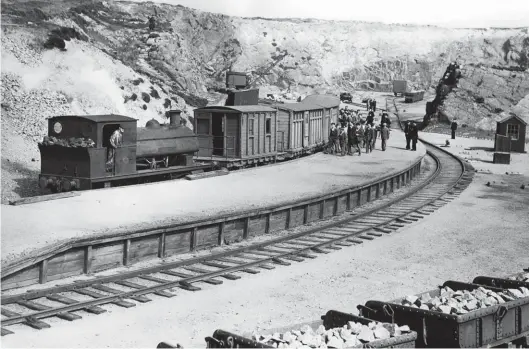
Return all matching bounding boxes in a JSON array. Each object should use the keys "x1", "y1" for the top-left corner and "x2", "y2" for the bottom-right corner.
[
  {"x1": 466, "y1": 146, "x2": 494, "y2": 151},
  {"x1": 1, "y1": 158, "x2": 41, "y2": 201}
]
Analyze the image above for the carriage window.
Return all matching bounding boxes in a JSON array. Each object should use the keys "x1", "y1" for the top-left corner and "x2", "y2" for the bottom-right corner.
[
  {"x1": 507, "y1": 124, "x2": 519, "y2": 140},
  {"x1": 249, "y1": 118, "x2": 255, "y2": 136},
  {"x1": 196, "y1": 118, "x2": 210, "y2": 135},
  {"x1": 265, "y1": 118, "x2": 271, "y2": 134}
]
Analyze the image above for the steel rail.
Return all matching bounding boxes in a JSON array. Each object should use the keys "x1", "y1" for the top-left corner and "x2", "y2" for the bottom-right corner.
[
  {"x1": 1, "y1": 151, "x2": 440, "y2": 305},
  {"x1": 0, "y1": 147, "x2": 462, "y2": 328},
  {"x1": 0, "y1": 98, "x2": 473, "y2": 334}
]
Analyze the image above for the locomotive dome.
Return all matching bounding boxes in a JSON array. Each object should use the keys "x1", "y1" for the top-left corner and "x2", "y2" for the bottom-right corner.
[{"x1": 145, "y1": 118, "x2": 161, "y2": 128}]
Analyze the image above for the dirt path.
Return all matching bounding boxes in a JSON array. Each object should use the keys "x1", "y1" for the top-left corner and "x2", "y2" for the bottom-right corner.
[{"x1": 3, "y1": 137, "x2": 528, "y2": 348}]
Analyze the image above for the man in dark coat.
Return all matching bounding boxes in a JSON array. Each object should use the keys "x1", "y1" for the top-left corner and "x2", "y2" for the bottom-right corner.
[
  {"x1": 339, "y1": 125, "x2": 348, "y2": 156},
  {"x1": 381, "y1": 123, "x2": 390, "y2": 151},
  {"x1": 347, "y1": 122, "x2": 355, "y2": 155},
  {"x1": 404, "y1": 121, "x2": 411, "y2": 150},
  {"x1": 366, "y1": 111, "x2": 374, "y2": 125},
  {"x1": 381, "y1": 113, "x2": 391, "y2": 129},
  {"x1": 364, "y1": 123, "x2": 373, "y2": 153},
  {"x1": 350, "y1": 123, "x2": 362, "y2": 156},
  {"x1": 149, "y1": 16, "x2": 156, "y2": 31},
  {"x1": 451, "y1": 120, "x2": 458, "y2": 139},
  {"x1": 371, "y1": 99, "x2": 377, "y2": 112},
  {"x1": 371, "y1": 123, "x2": 378, "y2": 150},
  {"x1": 409, "y1": 122, "x2": 419, "y2": 151},
  {"x1": 328, "y1": 123, "x2": 339, "y2": 155}
]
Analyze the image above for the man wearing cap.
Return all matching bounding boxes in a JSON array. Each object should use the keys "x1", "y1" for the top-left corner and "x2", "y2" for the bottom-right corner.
[
  {"x1": 409, "y1": 122, "x2": 419, "y2": 151},
  {"x1": 451, "y1": 119, "x2": 458, "y2": 139},
  {"x1": 381, "y1": 123, "x2": 390, "y2": 151},
  {"x1": 107, "y1": 126, "x2": 124, "y2": 172},
  {"x1": 338, "y1": 125, "x2": 348, "y2": 156},
  {"x1": 350, "y1": 122, "x2": 362, "y2": 156},
  {"x1": 404, "y1": 121, "x2": 411, "y2": 150},
  {"x1": 328, "y1": 122, "x2": 339, "y2": 155},
  {"x1": 371, "y1": 123, "x2": 378, "y2": 150}
]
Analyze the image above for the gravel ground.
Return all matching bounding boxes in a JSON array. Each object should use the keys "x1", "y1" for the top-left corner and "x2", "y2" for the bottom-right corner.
[
  {"x1": 1, "y1": 131, "x2": 425, "y2": 268},
  {"x1": 2, "y1": 134, "x2": 528, "y2": 349}
]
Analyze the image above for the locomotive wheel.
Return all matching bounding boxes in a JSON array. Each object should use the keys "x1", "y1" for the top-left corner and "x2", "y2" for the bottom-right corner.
[{"x1": 51, "y1": 181, "x2": 62, "y2": 193}]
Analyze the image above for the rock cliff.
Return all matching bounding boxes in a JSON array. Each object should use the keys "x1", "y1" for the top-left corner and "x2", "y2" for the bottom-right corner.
[{"x1": 1, "y1": 0, "x2": 528, "y2": 202}]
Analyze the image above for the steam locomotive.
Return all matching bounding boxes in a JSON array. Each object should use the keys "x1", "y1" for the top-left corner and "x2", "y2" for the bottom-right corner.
[
  {"x1": 38, "y1": 72, "x2": 340, "y2": 193},
  {"x1": 38, "y1": 110, "x2": 212, "y2": 193}
]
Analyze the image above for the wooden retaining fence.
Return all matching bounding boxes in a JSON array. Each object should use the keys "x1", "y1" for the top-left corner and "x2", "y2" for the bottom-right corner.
[{"x1": 1, "y1": 157, "x2": 424, "y2": 290}]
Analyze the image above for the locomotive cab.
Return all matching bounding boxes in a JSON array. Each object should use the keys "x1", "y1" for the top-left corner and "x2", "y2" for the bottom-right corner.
[{"x1": 38, "y1": 114, "x2": 138, "y2": 192}]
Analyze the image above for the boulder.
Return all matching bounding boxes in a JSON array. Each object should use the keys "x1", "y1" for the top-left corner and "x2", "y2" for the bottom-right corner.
[
  {"x1": 373, "y1": 326, "x2": 391, "y2": 340},
  {"x1": 438, "y1": 305, "x2": 452, "y2": 314},
  {"x1": 326, "y1": 336, "x2": 344, "y2": 349},
  {"x1": 382, "y1": 323, "x2": 401, "y2": 336},
  {"x1": 357, "y1": 327, "x2": 375, "y2": 342},
  {"x1": 399, "y1": 325, "x2": 411, "y2": 333},
  {"x1": 404, "y1": 295, "x2": 419, "y2": 305}
]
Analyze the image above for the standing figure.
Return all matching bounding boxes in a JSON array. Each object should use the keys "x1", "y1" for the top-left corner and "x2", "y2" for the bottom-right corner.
[
  {"x1": 409, "y1": 122, "x2": 418, "y2": 151},
  {"x1": 339, "y1": 126, "x2": 348, "y2": 156},
  {"x1": 371, "y1": 99, "x2": 377, "y2": 112},
  {"x1": 451, "y1": 120, "x2": 458, "y2": 139},
  {"x1": 351, "y1": 123, "x2": 362, "y2": 156},
  {"x1": 366, "y1": 111, "x2": 374, "y2": 125},
  {"x1": 364, "y1": 124, "x2": 373, "y2": 153},
  {"x1": 106, "y1": 126, "x2": 124, "y2": 172},
  {"x1": 347, "y1": 122, "x2": 354, "y2": 155},
  {"x1": 404, "y1": 121, "x2": 411, "y2": 150},
  {"x1": 381, "y1": 112, "x2": 391, "y2": 129},
  {"x1": 371, "y1": 123, "x2": 378, "y2": 150},
  {"x1": 365, "y1": 98, "x2": 370, "y2": 111},
  {"x1": 149, "y1": 16, "x2": 156, "y2": 31},
  {"x1": 328, "y1": 123, "x2": 339, "y2": 155},
  {"x1": 381, "y1": 123, "x2": 390, "y2": 151},
  {"x1": 357, "y1": 121, "x2": 365, "y2": 150}
]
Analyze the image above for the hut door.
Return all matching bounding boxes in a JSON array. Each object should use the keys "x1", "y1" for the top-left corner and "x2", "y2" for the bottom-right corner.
[
  {"x1": 212, "y1": 113, "x2": 224, "y2": 156},
  {"x1": 323, "y1": 109, "x2": 330, "y2": 142},
  {"x1": 303, "y1": 111, "x2": 309, "y2": 147}
]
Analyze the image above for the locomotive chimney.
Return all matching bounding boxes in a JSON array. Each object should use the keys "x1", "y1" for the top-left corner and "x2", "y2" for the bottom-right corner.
[{"x1": 167, "y1": 109, "x2": 181, "y2": 126}]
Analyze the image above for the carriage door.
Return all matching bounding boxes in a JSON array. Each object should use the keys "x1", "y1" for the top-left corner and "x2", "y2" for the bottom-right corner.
[
  {"x1": 212, "y1": 113, "x2": 224, "y2": 156},
  {"x1": 303, "y1": 111, "x2": 309, "y2": 147},
  {"x1": 323, "y1": 109, "x2": 330, "y2": 142}
]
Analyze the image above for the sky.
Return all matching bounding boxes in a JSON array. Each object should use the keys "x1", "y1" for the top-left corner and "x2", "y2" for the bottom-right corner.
[{"x1": 131, "y1": 0, "x2": 529, "y2": 28}]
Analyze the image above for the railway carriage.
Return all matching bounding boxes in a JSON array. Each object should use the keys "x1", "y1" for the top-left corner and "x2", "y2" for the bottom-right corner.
[
  {"x1": 274, "y1": 94, "x2": 340, "y2": 157},
  {"x1": 273, "y1": 102, "x2": 326, "y2": 157},
  {"x1": 193, "y1": 105, "x2": 279, "y2": 168},
  {"x1": 302, "y1": 94, "x2": 340, "y2": 128}
]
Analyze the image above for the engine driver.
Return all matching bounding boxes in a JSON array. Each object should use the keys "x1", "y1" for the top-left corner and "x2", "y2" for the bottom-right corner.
[{"x1": 106, "y1": 126, "x2": 124, "y2": 172}]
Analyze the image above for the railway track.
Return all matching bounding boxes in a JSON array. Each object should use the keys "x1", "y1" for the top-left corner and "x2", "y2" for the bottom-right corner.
[
  {"x1": 0, "y1": 140, "x2": 474, "y2": 336},
  {"x1": 0, "y1": 95, "x2": 474, "y2": 336}
]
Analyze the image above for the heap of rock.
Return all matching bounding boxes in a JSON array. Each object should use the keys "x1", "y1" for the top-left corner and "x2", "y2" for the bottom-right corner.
[
  {"x1": 252, "y1": 321, "x2": 411, "y2": 349},
  {"x1": 400, "y1": 286, "x2": 529, "y2": 315},
  {"x1": 508, "y1": 272, "x2": 529, "y2": 283},
  {"x1": 39, "y1": 136, "x2": 95, "y2": 148}
]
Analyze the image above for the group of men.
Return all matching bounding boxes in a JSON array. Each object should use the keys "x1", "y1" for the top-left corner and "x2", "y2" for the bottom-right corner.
[
  {"x1": 365, "y1": 98, "x2": 377, "y2": 112},
  {"x1": 338, "y1": 106, "x2": 391, "y2": 128},
  {"x1": 327, "y1": 120, "x2": 390, "y2": 157},
  {"x1": 403, "y1": 121, "x2": 419, "y2": 151}
]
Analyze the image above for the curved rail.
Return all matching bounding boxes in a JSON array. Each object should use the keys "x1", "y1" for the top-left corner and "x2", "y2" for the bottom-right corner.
[{"x1": 0, "y1": 135, "x2": 474, "y2": 335}]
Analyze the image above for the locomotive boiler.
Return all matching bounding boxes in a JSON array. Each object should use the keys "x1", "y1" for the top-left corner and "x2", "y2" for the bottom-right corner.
[{"x1": 38, "y1": 110, "x2": 210, "y2": 193}]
